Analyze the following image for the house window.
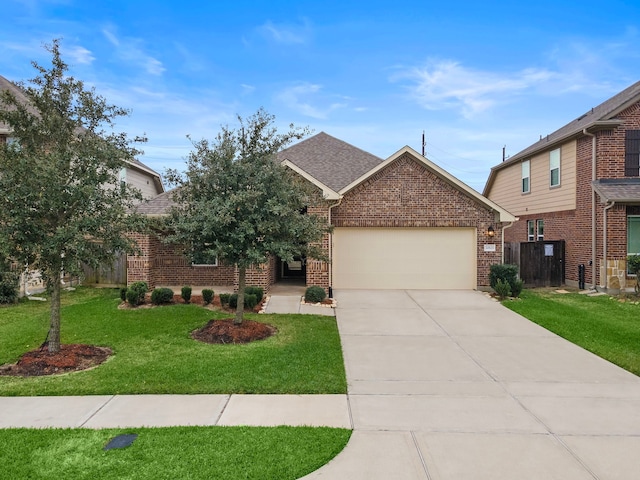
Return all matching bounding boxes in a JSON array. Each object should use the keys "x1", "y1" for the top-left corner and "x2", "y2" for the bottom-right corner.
[
  {"x1": 549, "y1": 148, "x2": 560, "y2": 187},
  {"x1": 522, "y1": 160, "x2": 530, "y2": 193},
  {"x1": 527, "y1": 220, "x2": 535, "y2": 241},
  {"x1": 625, "y1": 130, "x2": 640, "y2": 177},
  {"x1": 627, "y1": 216, "x2": 640, "y2": 273},
  {"x1": 537, "y1": 219, "x2": 544, "y2": 240}
]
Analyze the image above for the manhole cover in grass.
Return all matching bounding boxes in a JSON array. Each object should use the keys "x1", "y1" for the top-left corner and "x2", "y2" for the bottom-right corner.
[{"x1": 104, "y1": 433, "x2": 138, "y2": 451}]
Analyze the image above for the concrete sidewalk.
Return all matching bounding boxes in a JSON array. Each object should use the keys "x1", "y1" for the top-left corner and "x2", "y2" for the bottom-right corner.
[
  {"x1": 302, "y1": 289, "x2": 640, "y2": 480},
  {"x1": 0, "y1": 394, "x2": 350, "y2": 429}
]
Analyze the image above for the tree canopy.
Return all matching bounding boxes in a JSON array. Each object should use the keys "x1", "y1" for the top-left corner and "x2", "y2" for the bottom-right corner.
[
  {"x1": 166, "y1": 109, "x2": 330, "y2": 324},
  {"x1": 0, "y1": 40, "x2": 146, "y2": 352}
]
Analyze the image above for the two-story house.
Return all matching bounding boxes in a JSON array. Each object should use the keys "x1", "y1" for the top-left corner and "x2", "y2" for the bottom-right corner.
[
  {"x1": 0, "y1": 74, "x2": 164, "y2": 200},
  {"x1": 484, "y1": 80, "x2": 640, "y2": 291}
]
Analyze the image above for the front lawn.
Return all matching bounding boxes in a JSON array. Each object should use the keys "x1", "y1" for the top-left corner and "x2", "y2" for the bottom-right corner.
[
  {"x1": 0, "y1": 426, "x2": 351, "y2": 480},
  {"x1": 503, "y1": 289, "x2": 640, "y2": 376},
  {"x1": 0, "y1": 287, "x2": 347, "y2": 396}
]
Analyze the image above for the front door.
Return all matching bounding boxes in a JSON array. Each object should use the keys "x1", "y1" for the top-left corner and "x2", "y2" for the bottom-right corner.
[{"x1": 281, "y1": 256, "x2": 306, "y2": 279}]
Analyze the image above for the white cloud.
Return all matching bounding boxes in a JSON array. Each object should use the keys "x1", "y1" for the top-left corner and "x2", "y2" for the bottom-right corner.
[
  {"x1": 65, "y1": 45, "x2": 94, "y2": 65},
  {"x1": 101, "y1": 26, "x2": 165, "y2": 76},
  {"x1": 275, "y1": 83, "x2": 347, "y2": 119},
  {"x1": 394, "y1": 59, "x2": 557, "y2": 118},
  {"x1": 258, "y1": 19, "x2": 310, "y2": 45}
]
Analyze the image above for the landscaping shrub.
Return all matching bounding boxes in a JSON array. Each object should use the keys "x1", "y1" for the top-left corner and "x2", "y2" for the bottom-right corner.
[
  {"x1": 245, "y1": 286, "x2": 264, "y2": 302},
  {"x1": 0, "y1": 271, "x2": 19, "y2": 304},
  {"x1": 244, "y1": 293, "x2": 258, "y2": 309},
  {"x1": 219, "y1": 293, "x2": 231, "y2": 306},
  {"x1": 305, "y1": 285, "x2": 326, "y2": 303},
  {"x1": 151, "y1": 287, "x2": 175, "y2": 305},
  {"x1": 494, "y1": 279, "x2": 512, "y2": 300},
  {"x1": 119, "y1": 287, "x2": 127, "y2": 302},
  {"x1": 126, "y1": 281, "x2": 148, "y2": 306},
  {"x1": 489, "y1": 264, "x2": 523, "y2": 298},
  {"x1": 181, "y1": 285, "x2": 192, "y2": 304},
  {"x1": 228, "y1": 293, "x2": 257, "y2": 310},
  {"x1": 202, "y1": 289, "x2": 214, "y2": 305}
]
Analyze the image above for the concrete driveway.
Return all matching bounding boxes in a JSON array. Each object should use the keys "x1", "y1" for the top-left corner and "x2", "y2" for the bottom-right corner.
[{"x1": 304, "y1": 289, "x2": 640, "y2": 480}]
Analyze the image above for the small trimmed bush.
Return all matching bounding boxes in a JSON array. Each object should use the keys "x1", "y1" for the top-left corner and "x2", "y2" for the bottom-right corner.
[
  {"x1": 489, "y1": 264, "x2": 523, "y2": 298},
  {"x1": 304, "y1": 285, "x2": 326, "y2": 303},
  {"x1": 181, "y1": 285, "x2": 192, "y2": 304},
  {"x1": 126, "y1": 281, "x2": 148, "y2": 306},
  {"x1": 219, "y1": 293, "x2": 231, "y2": 306},
  {"x1": 245, "y1": 286, "x2": 264, "y2": 302},
  {"x1": 151, "y1": 287, "x2": 175, "y2": 305},
  {"x1": 244, "y1": 293, "x2": 258, "y2": 310},
  {"x1": 510, "y1": 278, "x2": 524, "y2": 298},
  {"x1": 494, "y1": 279, "x2": 512, "y2": 300},
  {"x1": 119, "y1": 287, "x2": 128, "y2": 302},
  {"x1": 0, "y1": 271, "x2": 19, "y2": 304},
  {"x1": 202, "y1": 289, "x2": 214, "y2": 305},
  {"x1": 228, "y1": 293, "x2": 257, "y2": 310}
]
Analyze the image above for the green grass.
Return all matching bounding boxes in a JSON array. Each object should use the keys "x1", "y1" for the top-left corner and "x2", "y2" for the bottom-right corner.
[
  {"x1": 0, "y1": 426, "x2": 352, "y2": 480},
  {"x1": 503, "y1": 289, "x2": 640, "y2": 376},
  {"x1": 0, "y1": 287, "x2": 347, "y2": 395}
]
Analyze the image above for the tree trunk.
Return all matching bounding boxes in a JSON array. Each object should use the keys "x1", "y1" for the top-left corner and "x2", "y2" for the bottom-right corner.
[
  {"x1": 48, "y1": 275, "x2": 62, "y2": 353},
  {"x1": 234, "y1": 265, "x2": 246, "y2": 325}
]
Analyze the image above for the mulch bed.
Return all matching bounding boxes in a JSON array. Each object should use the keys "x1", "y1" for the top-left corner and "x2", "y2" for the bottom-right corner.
[
  {"x1": 0, "y1": 344, "x2": 112, "y2": 377},
  {"x1": 191, "y1": 319, "x2": 276, "y2": 344}
]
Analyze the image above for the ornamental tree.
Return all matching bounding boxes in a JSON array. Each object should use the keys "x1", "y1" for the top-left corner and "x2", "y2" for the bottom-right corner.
[
  {"x1": 0, "y1": 40, "x2": 146, "y2": 352},
  {"x1": 166, "y1": 109, "x2": 330, "y2": 324}
]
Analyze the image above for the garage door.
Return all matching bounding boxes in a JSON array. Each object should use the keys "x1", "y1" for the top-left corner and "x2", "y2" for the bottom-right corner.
[{"x1": 332, "y1": 227, "x2": 476, "y2": 289}]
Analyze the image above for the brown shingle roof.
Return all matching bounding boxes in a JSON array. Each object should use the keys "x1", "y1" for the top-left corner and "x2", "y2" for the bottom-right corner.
[
  {"x1": 134, "y1": 189, "x2": 177, "y2": 216},
  {"x1": 0, "y1": 75, "x2": 33, "y2": 133},
  {"x1": 592, "y1": 178, "x2": 640, "y2": 204},
  {"x1": 277, "y1": 132, "x2": 383, "y2": 191}
]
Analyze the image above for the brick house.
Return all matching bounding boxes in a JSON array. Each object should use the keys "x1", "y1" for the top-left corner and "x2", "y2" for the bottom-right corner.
[
  {"x1": 483, "y1": 80, "x2": 640, "y2": 291},
  {"x1": 128, "y1": 132, "x2": 515, "y2": 292}
]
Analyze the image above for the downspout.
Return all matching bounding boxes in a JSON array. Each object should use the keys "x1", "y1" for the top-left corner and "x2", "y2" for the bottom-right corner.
[
  {"x1": 327, "y1": 196, "x2": 343, "y2": 297},
  {"x1": 583, "y1": 128, "x2": 597, "y2": 287},
  {"x1": 501, "y1": 221, "x2": 515, "y2": 264},
  {"x1": 603, "y1": 200, "x2": 616, "y2": 290}
]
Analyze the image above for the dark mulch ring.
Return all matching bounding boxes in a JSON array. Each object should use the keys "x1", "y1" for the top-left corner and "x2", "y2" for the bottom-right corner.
[
  {"x1": 192, "y1": 319, "x2": 276, "y2": 344},
  {"x1": 0, "y1": 344, "x2": 112, "y2": 377}
]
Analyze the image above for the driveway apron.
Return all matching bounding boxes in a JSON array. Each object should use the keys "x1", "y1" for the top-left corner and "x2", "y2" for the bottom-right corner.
[{"x1": 303, "y1": 289, "x2": 640, "y2": 480}]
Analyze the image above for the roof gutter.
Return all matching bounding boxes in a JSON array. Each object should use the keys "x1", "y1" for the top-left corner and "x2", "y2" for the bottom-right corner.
[{"x1": 583, "y1": 128, "x2": 597, "y2": 288}]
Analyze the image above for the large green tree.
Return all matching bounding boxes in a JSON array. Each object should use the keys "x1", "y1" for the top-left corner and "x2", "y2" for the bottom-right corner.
[
  {"x1": 0, "y1": 40, "x2": 145, "y2": 352},
  {"x1": 166, "y1": 109, "x2": 330, "y2": 324}
]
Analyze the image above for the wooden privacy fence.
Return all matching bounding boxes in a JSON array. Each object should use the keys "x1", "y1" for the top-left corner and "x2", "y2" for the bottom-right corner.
[
  {"x1": 82, "y1": 252, "x2": 127, "y2": 286},
  {"x1": 504, "y1": 240, "x2": 565, "y2": 287}
]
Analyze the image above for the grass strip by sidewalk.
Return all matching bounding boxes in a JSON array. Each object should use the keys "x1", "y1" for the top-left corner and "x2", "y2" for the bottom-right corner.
[
  {"x1": 0, "y1": 287, "x2": 346, "y2": 396},
  {"x1": 503, "y1": 289, "x2": 640, "y2": 376},
  {"x1": 0, "y1": 426, "x2": 351, "y2": 480}
]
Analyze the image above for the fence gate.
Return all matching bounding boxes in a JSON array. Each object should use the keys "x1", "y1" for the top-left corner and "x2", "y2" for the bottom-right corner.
[{"x1": 518, "y1": 240, "x2": 565, "y2": 287}]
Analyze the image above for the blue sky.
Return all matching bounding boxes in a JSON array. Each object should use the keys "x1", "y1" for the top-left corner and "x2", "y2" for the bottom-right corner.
[{"x1": 3, "y1": 0, "x2": 640, "y2": 192}]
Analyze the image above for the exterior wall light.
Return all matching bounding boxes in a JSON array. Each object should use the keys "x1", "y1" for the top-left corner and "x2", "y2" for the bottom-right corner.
[{"x1": 487, "y1": 226, "x2": 495, "y2": 237}]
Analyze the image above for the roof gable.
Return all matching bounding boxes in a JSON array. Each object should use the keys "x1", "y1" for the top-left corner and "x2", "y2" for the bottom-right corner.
[
  {"x1": 344, "y1": 146, "x2": 516, "y2": 222},
  {"x1": 277, "y1": 132, "x2": 383, "y2": 192}
]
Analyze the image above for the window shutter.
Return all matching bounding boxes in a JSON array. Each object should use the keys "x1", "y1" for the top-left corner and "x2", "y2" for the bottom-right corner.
[{"x1": 625, "y1": 130, "x2": 640, "y2": 177}]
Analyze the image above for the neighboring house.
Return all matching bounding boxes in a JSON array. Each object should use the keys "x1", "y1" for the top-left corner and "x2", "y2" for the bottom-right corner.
[
  {"x1": 1, "y1": 74, "x2": 164, "y2": 288},
  {"x1": 128, "y1": 132, "x2": 515, "y2": 292},
  {"x1": 484, "y1": 80, "x2": 640, "y2": 291},
  {"x1": 0, "y1": 74, "x2": 164, "y2": 201}
]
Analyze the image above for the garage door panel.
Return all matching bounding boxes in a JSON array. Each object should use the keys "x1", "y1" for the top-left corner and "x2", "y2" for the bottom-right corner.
[{"x1": 332, "y1": 228, "x2": 476, "y2": 289}]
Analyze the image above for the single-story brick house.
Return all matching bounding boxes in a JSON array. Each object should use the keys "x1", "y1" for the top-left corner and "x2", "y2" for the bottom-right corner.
[{"x1": 128, "y1": 132, "x2": 516, "y2": 292}]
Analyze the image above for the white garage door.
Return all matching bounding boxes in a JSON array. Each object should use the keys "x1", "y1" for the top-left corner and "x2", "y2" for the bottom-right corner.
[{"x1": 332, "y1": 227, "x2": 476, "y2": 289}]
